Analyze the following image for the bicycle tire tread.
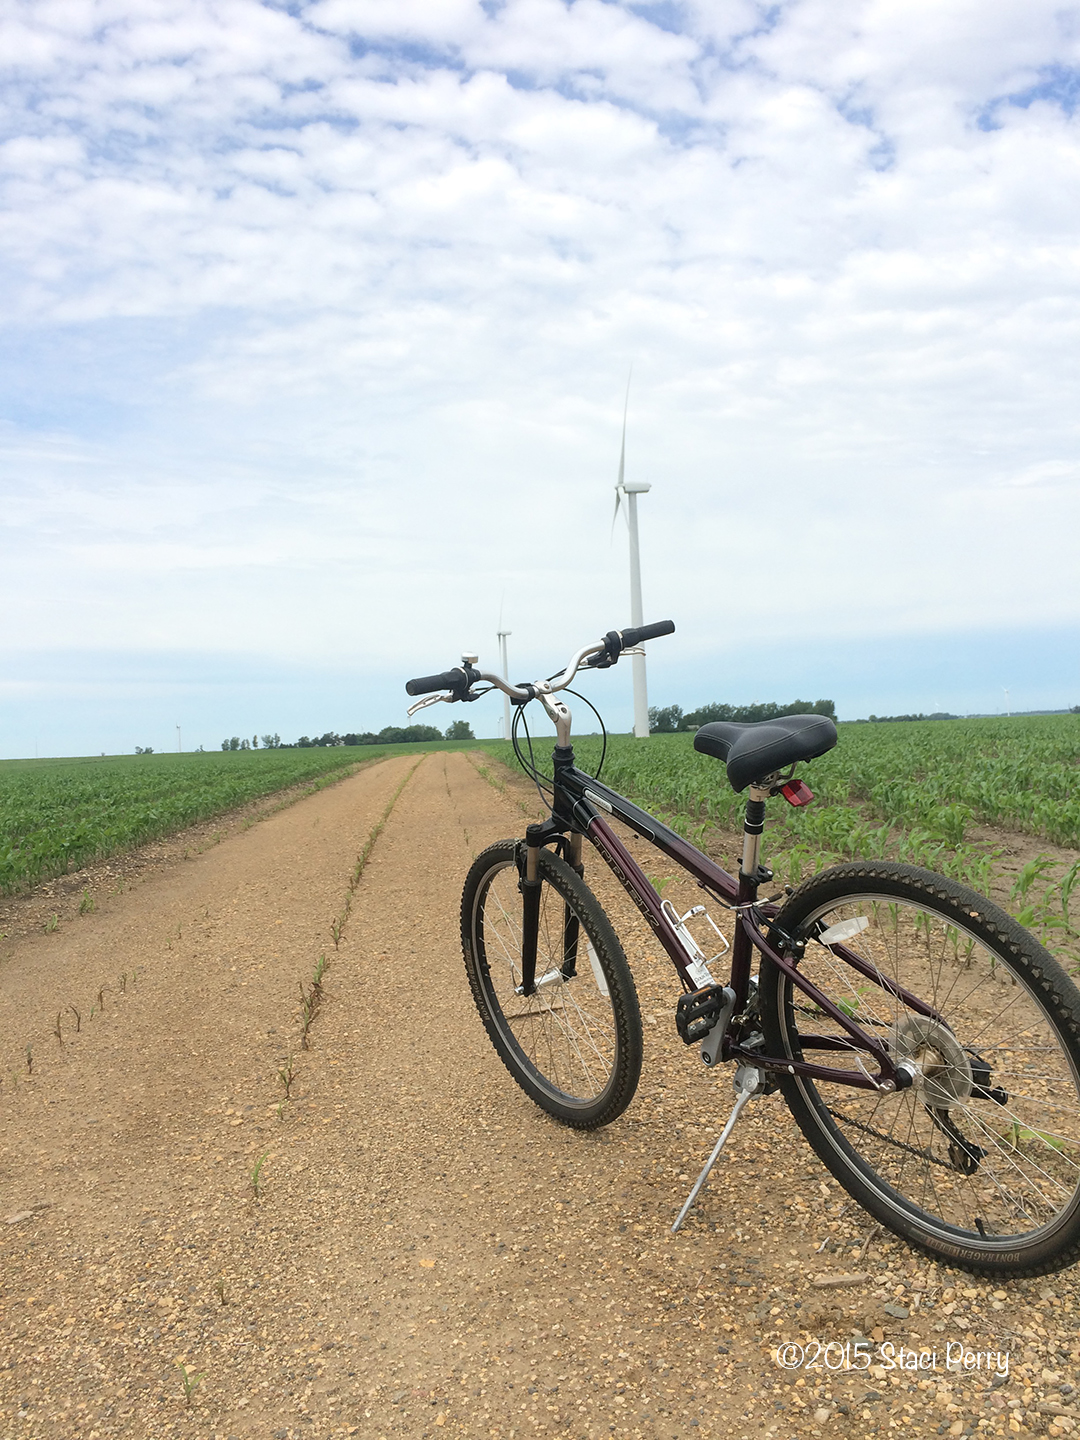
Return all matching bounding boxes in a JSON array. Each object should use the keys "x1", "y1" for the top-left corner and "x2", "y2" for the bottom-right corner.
[
  {"x1": 460, "y1": 839, "x2": 643, "y2": 1130},
  {"x1": 762, "y1": 860, "x2": 1080, "y2": 1277}
]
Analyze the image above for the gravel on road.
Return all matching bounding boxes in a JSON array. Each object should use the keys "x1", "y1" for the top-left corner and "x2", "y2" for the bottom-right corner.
[{"x1": 2, "y1": 751, "x2": 1078, "y2": 1440}]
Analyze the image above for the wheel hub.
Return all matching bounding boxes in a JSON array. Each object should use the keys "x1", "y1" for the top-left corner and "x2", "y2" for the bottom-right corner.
[{"x1": 889, "y1": 1017, "x2": 973, "y2": 1108}]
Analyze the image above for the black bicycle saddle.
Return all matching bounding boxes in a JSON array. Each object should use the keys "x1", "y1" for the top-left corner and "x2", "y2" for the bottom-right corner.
[{"x1": 693, "y1": 714, "x2": 838, "y2": 793}]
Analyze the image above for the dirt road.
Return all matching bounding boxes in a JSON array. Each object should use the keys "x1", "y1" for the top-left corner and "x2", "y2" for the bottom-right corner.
[{"x1": 2, "y1": 753, "x2": 1078, "y2": 1440}]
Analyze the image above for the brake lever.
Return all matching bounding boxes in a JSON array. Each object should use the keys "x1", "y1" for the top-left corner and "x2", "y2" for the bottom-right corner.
[
  {"x1": 585, "y1": 644, "x2": 644, "y2": 669},
  {"x1": 406, "y1": 693, "x2": 454, "y2": 717}
]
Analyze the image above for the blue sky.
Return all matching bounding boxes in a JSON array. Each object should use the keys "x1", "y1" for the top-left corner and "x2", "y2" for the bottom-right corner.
[{"x1": 2, "y1": 0, "x2": 1079, "y2": 754}]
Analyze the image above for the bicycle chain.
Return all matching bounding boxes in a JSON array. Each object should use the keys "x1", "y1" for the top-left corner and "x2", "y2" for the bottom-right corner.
[{"x1": 825, "y1": 1106, "x2": 955, "y2": 1171}]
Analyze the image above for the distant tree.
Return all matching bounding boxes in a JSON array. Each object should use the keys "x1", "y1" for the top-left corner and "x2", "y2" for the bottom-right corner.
[
  {"x1": 299, "y1": 725, "x2": 442, "y2": 746},
  {"x1": 134, "y1": 746, "x2": 154, "y2": 755},
  {"x1": 240, "y1": 738, "x2": 250, "y2": 750},
  {"x1": 680, "y1": 702, "x2": 735, "y2": 728},
  {"x1": 1072, "y1": 705, "x2": 1080, "y2": 714},
  {"x1": 260, "y1": 733, "x2": 281, "y2": 749},
  {"x1": 445, "y1": 719, "x2": 475, "y2": 740},
  {"x1": 229, "y1": 736, "x2": 241, "y2": 751},
  {"x1": 680, "y1": 698, "x2": 837, "y2": 729},
  {"x1": 648, "y1": 705, "x2": 683, "y2": 733},
  {"x1": 378, "y1": 724, "x2": 443, "y2": 744},
  {"x1": 252, "y1": 735, "x2": 259, "y2": 748}
]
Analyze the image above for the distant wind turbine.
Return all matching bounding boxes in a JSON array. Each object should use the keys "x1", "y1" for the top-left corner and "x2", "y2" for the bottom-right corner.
[
  {"x1": 611, "y1": 371, "x2": 652, "y2": 739},
  {"x1": 496, "y1": 600, "x2": 512, "y2": 741}
]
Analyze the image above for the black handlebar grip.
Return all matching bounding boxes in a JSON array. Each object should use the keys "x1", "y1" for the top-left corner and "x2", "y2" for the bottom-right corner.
[
  {"x1": 621, "y1": 619, "x2": 675, "y2": 647},
  {"x1": 405, "y1": 668, "x2": 466, "y2": 697}
]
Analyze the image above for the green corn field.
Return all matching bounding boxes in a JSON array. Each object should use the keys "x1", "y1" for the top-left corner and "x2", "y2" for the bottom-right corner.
[
  {"x1": 0, "y1": 740, "x2": 481, "y2": 895},
  {"x1": 488, "y1": 713, "x2": 1080, "y2": 971}
]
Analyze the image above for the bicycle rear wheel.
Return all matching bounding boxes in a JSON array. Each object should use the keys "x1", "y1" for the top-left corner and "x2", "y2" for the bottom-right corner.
[
  {"x1": 760, "y1": 861, "x2": 1080, "y2": 1275},
  {"x1": 461, "y1": 840, "x2": 642, "y2": 1129}
]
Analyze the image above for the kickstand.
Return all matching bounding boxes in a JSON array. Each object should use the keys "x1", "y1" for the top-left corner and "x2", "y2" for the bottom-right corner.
[{"x1": 671, "y1": 1065, "x2": 763, "y2": 1234}]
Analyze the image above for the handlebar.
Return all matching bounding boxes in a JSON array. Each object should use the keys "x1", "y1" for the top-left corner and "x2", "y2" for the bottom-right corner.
[
  {"x1": 405, "y1": 666, "x2": 476, "y2": 698},
  {"x1": 621, "y1": 619, "x2": 675, "y2": 648},
  {"x1": 404, "y1": 621, "x2": 675, "y2": 713}
]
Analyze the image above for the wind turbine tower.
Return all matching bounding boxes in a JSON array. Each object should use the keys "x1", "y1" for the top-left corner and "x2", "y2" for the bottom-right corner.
[
  {"x1": 612, "y1": 378, "x2": 652, "y2": 739},
  {"x1": 497, "y1": 628, "x2": 512, "y2": 740}
]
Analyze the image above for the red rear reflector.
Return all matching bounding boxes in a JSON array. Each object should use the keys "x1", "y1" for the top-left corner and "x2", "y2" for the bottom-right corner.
[{"x1": 781, "y1": 779, "x2": 814, "y2": 807}]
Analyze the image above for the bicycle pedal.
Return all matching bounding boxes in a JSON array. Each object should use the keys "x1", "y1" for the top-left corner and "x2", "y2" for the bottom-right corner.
[{"x1": 676, "y1": 985, "x2": 730, "y2": 1045}]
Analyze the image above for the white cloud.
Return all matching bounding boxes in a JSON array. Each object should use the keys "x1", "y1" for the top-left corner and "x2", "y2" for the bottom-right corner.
[{"x1": 1, "y1": 0, "x2": 1079, "y2": 752}]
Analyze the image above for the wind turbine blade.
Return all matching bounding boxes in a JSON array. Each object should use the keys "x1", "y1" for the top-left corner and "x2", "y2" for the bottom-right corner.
[
  {"x1": 610, "y1": 365, "x2": 633, "y2": 543},
  {"x1": 617, "y1": 365, "x2": 631, "y2": 491}
]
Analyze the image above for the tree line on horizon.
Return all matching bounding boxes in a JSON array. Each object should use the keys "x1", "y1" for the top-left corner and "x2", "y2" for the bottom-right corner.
[
  {"x1": 219, "y1": 720, "x2": 476, "y2": 751},
  {"x1": 647, "y1": 698, "x2": 836, "y2": 732}
]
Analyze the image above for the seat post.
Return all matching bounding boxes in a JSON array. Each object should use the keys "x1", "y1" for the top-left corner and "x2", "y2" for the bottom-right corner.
[{"x1": 739, "y1": 784, "x2": 771, "y2": 887}]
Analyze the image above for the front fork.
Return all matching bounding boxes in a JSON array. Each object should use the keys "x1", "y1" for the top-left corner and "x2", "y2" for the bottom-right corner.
[
  {"x1": 518, "y1": 829, "x2": 585, "y2": 996},
  {"x1": 562, "y1": 832, "x2": 584, "y2": 980}
]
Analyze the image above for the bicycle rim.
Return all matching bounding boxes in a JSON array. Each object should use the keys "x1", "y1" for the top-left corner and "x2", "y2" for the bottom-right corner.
[
  {"x1": 465, "y1": 846, "x2": 639, "y2": 1121},
  {"x1": 764, "y1": 866, "x2": 1080, "y2": 1272}
]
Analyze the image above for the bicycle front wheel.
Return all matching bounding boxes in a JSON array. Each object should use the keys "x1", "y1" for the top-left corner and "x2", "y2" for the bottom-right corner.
[
  {"x1": 760, "y1": 861, "x2": 1080, "y2": 1275},
  {"x1": 461, "y1": 840, "x2": 642, "y2": 1129}
]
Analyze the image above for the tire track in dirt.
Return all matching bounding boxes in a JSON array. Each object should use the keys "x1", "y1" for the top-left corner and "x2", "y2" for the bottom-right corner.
[{"x1": 2, "y1": 750, "x2": 1077, "y2": 1440}]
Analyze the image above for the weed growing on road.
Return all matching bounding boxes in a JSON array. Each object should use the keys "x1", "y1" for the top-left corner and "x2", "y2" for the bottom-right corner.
[
  {"x1": 25, "y1": 1046, "x2": 32, "y2": 1074},
  {"x1": 278, "y1": 1054, "x2": 296, "y2": 1099},
  {"x1": 69, "y1": 1005, "x2": 80, "y2": 1032},
  {"x1": 472, "y1": 761, "x2": 505, "y2": 794},
  {"x1": 53, "y1": 1012, "x2": 63, "y2": 1048},
  {"x1": 250, "y1": 1151, "x2": 269, "y2": 1199},
  {"x1": 321, "y1": 758, "x2": 424, "y2": 964},
  {"x1": 214, "y1": 1277, "x2": 227, "y2": 1306},
  {"x1": 78, "y1": 888, "x2": 94, "y2": 915},
  {"x1": 44, "y1": 913, "x2": 58, "y2": 933},
  {"x1": 298, "y1": 951, "x2": 331, "y2": 1049},
  {"x1": 176, "y1": 1362, "x2": 205, "y2": 1407},
  {"x1": 299, "y1": 982, "x2": 312, "y2": 1047}
]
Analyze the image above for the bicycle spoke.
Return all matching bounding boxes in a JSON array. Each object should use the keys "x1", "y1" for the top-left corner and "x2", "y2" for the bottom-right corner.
[{"x1": 766, "y1": 869, "x2": 1080, "y2": 1268}]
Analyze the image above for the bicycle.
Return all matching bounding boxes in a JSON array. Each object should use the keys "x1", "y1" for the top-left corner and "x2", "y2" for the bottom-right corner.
[{"x1": 406, "y1": 622, "x2": 1080, "y2": 1276}]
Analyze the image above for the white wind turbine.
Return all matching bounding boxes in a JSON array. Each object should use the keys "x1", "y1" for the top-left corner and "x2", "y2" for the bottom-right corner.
[
  {"x1": 611, "y1": 373, "x2": 652, "y2": 739},
  {"x1": 496, "y1": 600, "x2": 512, "y2": 741}
]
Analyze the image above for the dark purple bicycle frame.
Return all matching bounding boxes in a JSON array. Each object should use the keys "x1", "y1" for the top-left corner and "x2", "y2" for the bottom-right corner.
[{"x1": 546, "y1": 761, "x2": 939, "y2": 1095}]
